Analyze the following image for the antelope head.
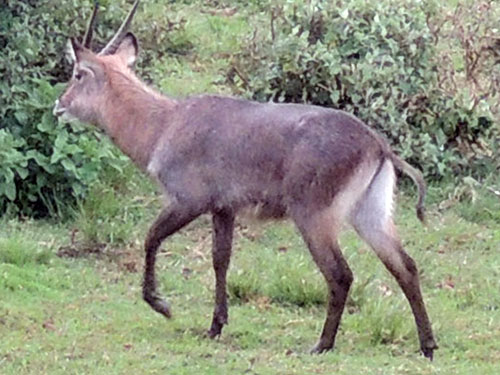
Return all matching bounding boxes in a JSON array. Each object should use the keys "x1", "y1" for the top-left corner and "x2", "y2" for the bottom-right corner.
[{"x1": 53, "y1": 1, "x2": 140, "y2": 126}]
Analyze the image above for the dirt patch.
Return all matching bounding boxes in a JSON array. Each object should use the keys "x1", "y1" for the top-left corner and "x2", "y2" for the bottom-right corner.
[
  {"x1": 57, "y1": 243, "x2": 107, "y2": 258},
  {"x1": 57, "y1": 241, "x2": 141, "y2": 274}
]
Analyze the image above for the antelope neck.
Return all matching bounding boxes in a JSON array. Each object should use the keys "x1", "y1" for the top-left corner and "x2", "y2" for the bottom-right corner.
[{"x1": 101, "y1": 69, "x2": 177, "y2": 170}]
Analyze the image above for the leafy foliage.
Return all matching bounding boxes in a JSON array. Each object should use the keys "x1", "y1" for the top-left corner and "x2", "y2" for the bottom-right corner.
[
  {"x1": 229, "y1": 0, "x2": 498, "y2": 178},
  {"x1": 0, "y1": 0, "x2": 189, "y2": 218},
  {"x1": 428, "y1": 0, "x2": 500, "y2": 171},
  {"x1": 1, "y1": 1, "x2": 120, "y2": 217}
]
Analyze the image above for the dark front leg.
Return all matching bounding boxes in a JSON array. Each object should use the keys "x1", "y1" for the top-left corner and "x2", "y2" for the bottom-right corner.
[
  {"x1": 143, "y1": 203, "x2": 202, "y2": 318},
  {"x1": 208, "y1": 209, "x2": 235, "y2": 338}
]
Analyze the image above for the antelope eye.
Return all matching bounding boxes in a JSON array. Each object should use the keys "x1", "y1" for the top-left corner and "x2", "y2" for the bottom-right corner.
[{"x1": 74, "y1": 72, "x2": 83, "y2": 81}]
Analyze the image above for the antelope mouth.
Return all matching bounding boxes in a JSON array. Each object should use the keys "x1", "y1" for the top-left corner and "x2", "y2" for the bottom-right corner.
[
  {"x1": 53, "y1": 99, "x2": 66, "y2": 117},
  {"x1": 53, "y1": 108, "x2": 66, "y2": 117}
]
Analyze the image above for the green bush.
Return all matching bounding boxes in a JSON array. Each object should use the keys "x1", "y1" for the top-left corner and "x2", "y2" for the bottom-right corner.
[
  {"x1": 228, "y1": 0, "x2": 498, "y2": 179},
  {"x1": 0, "y1": 0, "x2": 189, "y2": 218},
  {"x1": 0, "y1": 1, "x2": 123, "y2": 217}
]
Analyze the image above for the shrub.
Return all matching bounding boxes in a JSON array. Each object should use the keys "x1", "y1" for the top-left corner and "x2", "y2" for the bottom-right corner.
[
  {"x1": 0, "y1": 0, "x2": 189, "y2": 218},
  {"x1": 0, "y1": 1, "x2": 123, "y2": 217},
  {"x1": 228, "y1": 0, "x2": 498, "y2": 179}
]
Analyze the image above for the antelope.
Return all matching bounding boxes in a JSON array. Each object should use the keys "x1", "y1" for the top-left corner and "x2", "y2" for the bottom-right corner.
[{"x1": 53, "y1": 0, "x2": 437, "y2": 359}]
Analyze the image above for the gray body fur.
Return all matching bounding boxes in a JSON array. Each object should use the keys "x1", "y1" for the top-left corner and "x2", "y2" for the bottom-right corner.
[{"x1": 54, "y1": 0, "x2": 437, "y2": 359}]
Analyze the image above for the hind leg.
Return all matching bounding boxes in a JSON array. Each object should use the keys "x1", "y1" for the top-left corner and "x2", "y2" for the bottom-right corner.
[
  {"x1": 291, "y1": 207, "x2": 353, "y2": 353},
  {"x1": 352, "y1": 170, "x2": 437, "y2": 359},
  {"x1": 208, "y1": 208, "x2": 235, "y2": 338}
]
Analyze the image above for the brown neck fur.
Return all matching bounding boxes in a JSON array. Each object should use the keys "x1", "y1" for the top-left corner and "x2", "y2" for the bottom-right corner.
[{"x1": 99, "y1": 65, "x2": 177, "y2": 170}]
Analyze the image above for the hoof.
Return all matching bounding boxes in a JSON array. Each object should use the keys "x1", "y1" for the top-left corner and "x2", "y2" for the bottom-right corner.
[
  {"x1": 421, "y1": 342, "x2": 438, "y2": 361},
  {"x1": 207, "y1": 328, "x2": 221, "y2": 340},
  {"x1": 207, "y1": 317, "x2": 227, "y2": 339},
  {"x1": 154, "y1": 298, "x2": 172, "y2": 319},
  {"x1": 207, "y1": 308, "x2": 228, "y2": 339},
  {"x1": 145, "y1": 293, "x2": 172, "y2": 319},
  {"x1": 310, "y1": 341, "x2": 334, "y2": 354}
]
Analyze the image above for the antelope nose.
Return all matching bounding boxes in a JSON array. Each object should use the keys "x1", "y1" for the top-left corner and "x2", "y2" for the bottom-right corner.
[{"x1": 53, "y1": 99, "x2": 66, "y2": 117}]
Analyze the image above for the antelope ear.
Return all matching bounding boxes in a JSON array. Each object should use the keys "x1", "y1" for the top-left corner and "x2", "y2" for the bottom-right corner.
[
  {"x1": 115, "y1": 32, "x2": 139, "y2": 67},
  {"x1": 66, "y1": 38, "x2": 84, "y2": 63}
]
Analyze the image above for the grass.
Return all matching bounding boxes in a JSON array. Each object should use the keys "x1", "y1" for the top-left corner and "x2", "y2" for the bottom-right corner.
[
  {"x1": 0, "y1": 236, "x2": 51, "y2": 266},
  {"x1": 1, "y1": 188, "x2": 499, "y2": 374},
  {"x1": 2, "y1": 0, "x2": 500, "y2": 373}
]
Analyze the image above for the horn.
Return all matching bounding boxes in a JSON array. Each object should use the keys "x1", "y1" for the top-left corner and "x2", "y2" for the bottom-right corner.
[
  {"x1": 83, "y1": 1, "x2": 99, "y2": 49},
  {"x1": 99, "y1": 0, "x2": 140, "y2": 56}
]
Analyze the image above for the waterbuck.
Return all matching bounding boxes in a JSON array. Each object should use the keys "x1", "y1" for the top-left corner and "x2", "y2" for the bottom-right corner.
[{"x1": 53, "y1": 0, "x2": 437, "y2": 359}]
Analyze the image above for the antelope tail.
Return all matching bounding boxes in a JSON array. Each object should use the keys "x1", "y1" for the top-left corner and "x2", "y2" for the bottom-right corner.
[{"x1": 390, "y1": 154, "x2": 427, "y2": 223}]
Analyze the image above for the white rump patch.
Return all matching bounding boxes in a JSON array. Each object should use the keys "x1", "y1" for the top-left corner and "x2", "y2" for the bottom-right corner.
[
  {"x1": 322, "y1": 161, "x2": 380, "y2": 233},
  {"x1": 351, "y1": 159, "x2": 396, "y2": 231}
]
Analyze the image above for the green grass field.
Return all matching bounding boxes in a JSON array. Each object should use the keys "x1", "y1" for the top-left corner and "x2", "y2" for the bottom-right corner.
[
  {"x1": 1, "y1": 1, "x2": 499, "y2": 374},
  {"x1": 1, "y1": 188, "x2": 499, "y2": 374}
]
